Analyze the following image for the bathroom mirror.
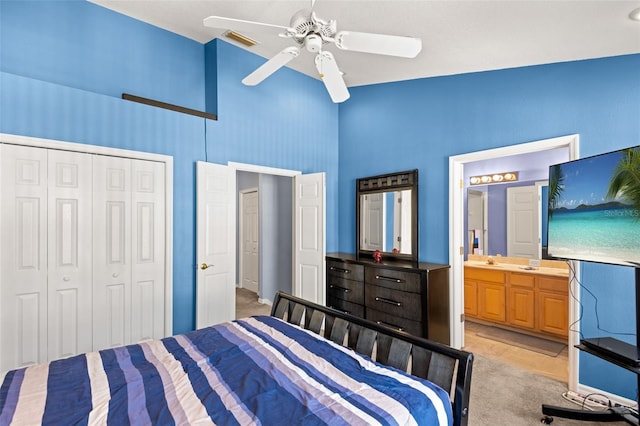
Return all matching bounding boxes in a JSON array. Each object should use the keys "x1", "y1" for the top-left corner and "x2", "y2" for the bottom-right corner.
[{"x1": 356, "y1": 170, "x2": 418, "y2": 263}]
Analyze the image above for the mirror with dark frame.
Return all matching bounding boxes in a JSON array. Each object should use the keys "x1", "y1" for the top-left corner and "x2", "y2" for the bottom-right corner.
[{"x1": 356, "y1": 170, "x2": 418, "y2": 264}]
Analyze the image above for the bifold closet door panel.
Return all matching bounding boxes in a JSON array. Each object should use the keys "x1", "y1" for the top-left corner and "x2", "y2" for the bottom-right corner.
[
  {"x1": 131, "y1": 159, "x2": 166, "y2": 342},
  {"x1": 47, "y1": 150, "x2": 94, "y2": 360},
  {"x1": 0, "y1": 144, "x2": 49, "y2": 372},
  {"x1": 92, "y1": 155, "x2": 133, "y2": 350}
]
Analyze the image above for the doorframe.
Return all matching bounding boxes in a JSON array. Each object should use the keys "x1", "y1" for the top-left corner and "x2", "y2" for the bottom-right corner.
[
  {"x1": 239, "y1": 187, "x2": 259, "y2": 294},
  {"x1": 0, "y1": 132, "x2": 174, "y2": 336},
  {"x1": 228, "y1": 162, "x2": 301, "y2": 304},
  {"x1": 449, "y1": 134, "x2": 579, "y2": 389}
]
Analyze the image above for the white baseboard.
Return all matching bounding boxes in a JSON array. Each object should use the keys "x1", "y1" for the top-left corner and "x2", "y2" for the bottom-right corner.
[
  {"x1": 258, "y1": 298, "x2": 273, "y2": 306},
  {"x1": 576, "y1": 383, "x2": 637, "y2": 409}
]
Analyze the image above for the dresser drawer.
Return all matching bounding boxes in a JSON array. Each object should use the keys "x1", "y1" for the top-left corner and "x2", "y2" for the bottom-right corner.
[
  {"x1": 327, "y1": 276, "x2": 364, "y2": 304},
  {"x1": 365, "y1": 267, "x2": 421, "y2": 293},
  {"x1": 327, "y1": 260, "x2": 364, "y2": 282},
  {"x1": 366, "y1": 307, "x2": 424, "y2": 336},
  {"x1": 365, "y1": 285, "x2": 421, "y2": 321},
  {"x1": 327, "y1": 296, "x2": 365, "y2": 318}
]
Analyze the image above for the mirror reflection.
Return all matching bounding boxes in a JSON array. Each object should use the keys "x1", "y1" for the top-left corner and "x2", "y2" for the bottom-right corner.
[
  {"x1": 360, "y1": 189, "x2": 412, "y2": 254},
  {"x1": 356, "y1": 169, "x2": 418, "y2": 263},
  {"x1": 464, "y1": 147, "x2": 570, "y2": 260},
  {"x1": 466, "y1": 182, "x2": 549, "y2": 259}
]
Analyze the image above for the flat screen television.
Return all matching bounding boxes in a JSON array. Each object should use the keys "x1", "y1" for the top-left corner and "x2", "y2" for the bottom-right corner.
[{"x1": 545, "y1": 145, "x2": 640, "y2": 267}]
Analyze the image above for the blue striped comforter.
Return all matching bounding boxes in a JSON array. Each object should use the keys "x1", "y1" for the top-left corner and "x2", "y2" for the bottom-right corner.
[{"x1": 0, "y1": 316, "x2": 452, "y2": 425}]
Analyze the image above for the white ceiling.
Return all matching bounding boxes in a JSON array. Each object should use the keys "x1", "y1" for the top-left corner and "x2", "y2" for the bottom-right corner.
[{"x1": 90, "y1": 0, "x2": 640, "y2": 88}]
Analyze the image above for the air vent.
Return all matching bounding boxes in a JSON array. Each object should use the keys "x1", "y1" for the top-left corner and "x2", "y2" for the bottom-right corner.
[{"x1": 224, "y1": 30, "x2": 257, "y2": 47}]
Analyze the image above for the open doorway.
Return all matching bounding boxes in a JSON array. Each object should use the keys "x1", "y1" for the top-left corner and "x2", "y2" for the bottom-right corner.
[
  {"x1": 449, "y1": 134, "x2": 580, "y2": 387},
  {"x1": 236, "y1": 169, "x2": 294, "y2": 317},
  {"x1": 229, "y1": 162, "x2": 326, "y2": 320}
]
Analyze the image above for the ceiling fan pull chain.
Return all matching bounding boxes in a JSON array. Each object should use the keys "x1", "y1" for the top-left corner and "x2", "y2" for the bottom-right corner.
[{"x1": 318, "y1": 49, "x2": 324, "y2": 78}]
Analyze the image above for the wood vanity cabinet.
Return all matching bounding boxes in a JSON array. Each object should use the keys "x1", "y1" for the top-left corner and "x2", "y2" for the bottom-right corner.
[
  {"x1": 464, "y1": 266, "x2": 568, "y2": 340},
  {"x1": 536, "y1": 276, "x2": 569, "y2": 337},
  {"x1": 465, "y1": 268, "x2": 506, "y2": 323},
  {"x1": 507, "y1": 273, "x2": 536, "y2": 329},
  {"x1": 326, "y1": 253, "x2": 450, "y2": 345}
]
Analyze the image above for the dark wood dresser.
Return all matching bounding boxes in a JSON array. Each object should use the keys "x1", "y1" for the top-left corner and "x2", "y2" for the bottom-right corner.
[{"x1": 326, "y1": 253, "x2": 451, "y2": 345}]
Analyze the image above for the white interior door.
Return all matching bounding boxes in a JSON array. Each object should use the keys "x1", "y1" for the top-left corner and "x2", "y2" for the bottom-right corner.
[
  {"x1": 361, "y1": 192, "x2": 384, "y2": 251},
  {"x1": 293, "y1": 172, "x2": 325, "y2": 305},
  {"x1": 394, "y1": 190, "x2": 412, "y2": 253},
  {"x1": 240, "y1": 190, "x2": 259, "y2": 294},
  {"x1": 0, "y1": 144, "x2": 49, "y2": 373},
  {"x1": 467, "y1": 189, "x2": 486, "y2": 254},
  {"x1": 47, "y1": 150, "x2": 93, "y2": 360},
  {"x1": 196, "y1": 161, "x2": 235, "y2": 328},
  {"x1": 507, "y1": 185, "x2": 539, "y2": 258}
]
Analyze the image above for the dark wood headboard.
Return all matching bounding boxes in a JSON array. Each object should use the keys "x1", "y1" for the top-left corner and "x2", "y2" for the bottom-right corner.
[{"x1": 271, "y1": 291, "x2": 473, "y2": 426}]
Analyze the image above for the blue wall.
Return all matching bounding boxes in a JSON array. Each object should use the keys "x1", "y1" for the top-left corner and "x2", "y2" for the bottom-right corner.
[
  {"x1": 339, "y1": 54, "x2": 640, "y2": 399},
  {"x1": 0, "y1": 0, "x2": 339, "y2": 335}
]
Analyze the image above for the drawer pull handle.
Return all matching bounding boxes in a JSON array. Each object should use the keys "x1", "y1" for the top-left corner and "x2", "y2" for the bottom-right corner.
[
  {"x1": 330, "y1": 266, "x2": 350, "y2": 274},
  {"x1": 329, "y1": 284, "x2": 350, "y2": 293},
  {"x1": 375, "y1": 274, "x2": 403, "y2": 283},
  {"x1": 375, "y1": 296, "x2": 401, "y2": 307},
  {"x1": 376, "y1": 320, "x2": 404, "y2": 332}
]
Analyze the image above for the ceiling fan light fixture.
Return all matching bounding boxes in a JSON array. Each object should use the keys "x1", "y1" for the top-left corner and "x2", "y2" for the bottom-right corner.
[
  {"x1": 224, "y1": 30, "x2": 257, "y2": 47},
  {"x1": 206, "y1": 7, "x2": 420, "y2": 103},
  {"x1": 305, "y1": 34, "x2": 323, "y2": 52},
  {"x1": 630, "y1": 7, "x2": 640, "y2": 21}
]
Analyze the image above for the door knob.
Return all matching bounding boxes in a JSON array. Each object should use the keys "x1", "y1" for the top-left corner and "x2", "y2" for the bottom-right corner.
[{"x1": 200, "y1": 263, "x2": 211, "y2": 270}]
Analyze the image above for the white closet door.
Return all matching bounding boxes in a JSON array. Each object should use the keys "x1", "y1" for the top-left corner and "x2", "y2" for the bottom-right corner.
[
  {"x1": 131, "y1": 159, "x2": 166, "y2": 342},
  {"x1": 0, "y1": 144, "x2": 49, "y2": 373},
  {"x1": 92, "y1": 155, "x2": 132, "y2": 350},
  {"x1": 47, "y1": 150, "x2": 93, "y2": 360}
]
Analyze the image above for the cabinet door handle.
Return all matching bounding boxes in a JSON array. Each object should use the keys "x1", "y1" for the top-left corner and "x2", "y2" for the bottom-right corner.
[
  {"x1": 375, "y1": 296, "x2": 401, "y2": 307},
  {"x1": 375, "y1": 274, "x2": 403, "y2": 283},
  {"x1": 329, "y1": 284, "x2": 350, "y2": 293},
  {"x1": 376, "y1": 320, "x2": 404, "y2": 332},
  {"x1": 330, "y1": 266, "x2": 350, "y2": 274}
]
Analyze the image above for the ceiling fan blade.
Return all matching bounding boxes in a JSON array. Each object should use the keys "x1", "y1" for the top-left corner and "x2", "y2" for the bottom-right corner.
[
  {"x1": 242, "y1": 46, "x2": 301, "y2": 86},
  {"x1": 204, "y1": 15, "x2": 290, "y2": 35},
  {"x1": 315, "y1": 51, "x2": 350, "y2": 103},
  {"x1": 334, "y1": 31, "x2": 422, "y2": 58}
]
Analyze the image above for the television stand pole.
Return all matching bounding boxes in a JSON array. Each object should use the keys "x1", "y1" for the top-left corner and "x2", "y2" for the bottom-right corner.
[{"x1": 541, "y1": 267, "x2": 640, "y2": 425}]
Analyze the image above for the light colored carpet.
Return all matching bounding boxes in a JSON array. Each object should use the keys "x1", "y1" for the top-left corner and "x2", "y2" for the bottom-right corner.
[
  {"x1": 236, "y1": 287, "x2": 271, "y2": 319},
  {"x1": 470, "y1": 354, "x2": 628, "y2": 425},
  {"x1": 476, "y1": 326, "x2": 566, "y2": 357}
]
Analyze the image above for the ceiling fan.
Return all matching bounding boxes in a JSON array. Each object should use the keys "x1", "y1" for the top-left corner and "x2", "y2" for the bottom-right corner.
[{"x1": 203, "y1": 2, "x2": 422, "y2": 103}]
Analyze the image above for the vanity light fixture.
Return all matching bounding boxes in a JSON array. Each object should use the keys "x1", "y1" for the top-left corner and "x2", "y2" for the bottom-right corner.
[
  {"x1": 630, "y1": 7, "x2": 640, "y2": 21},
  {"x1": 470, "y1": 171, "x2": 518, "y2": 185}
]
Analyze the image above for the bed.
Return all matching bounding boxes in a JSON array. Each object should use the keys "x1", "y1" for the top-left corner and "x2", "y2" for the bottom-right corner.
[{"x1": 0, "y1": 292, "x2": 473, "y2": 425}]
